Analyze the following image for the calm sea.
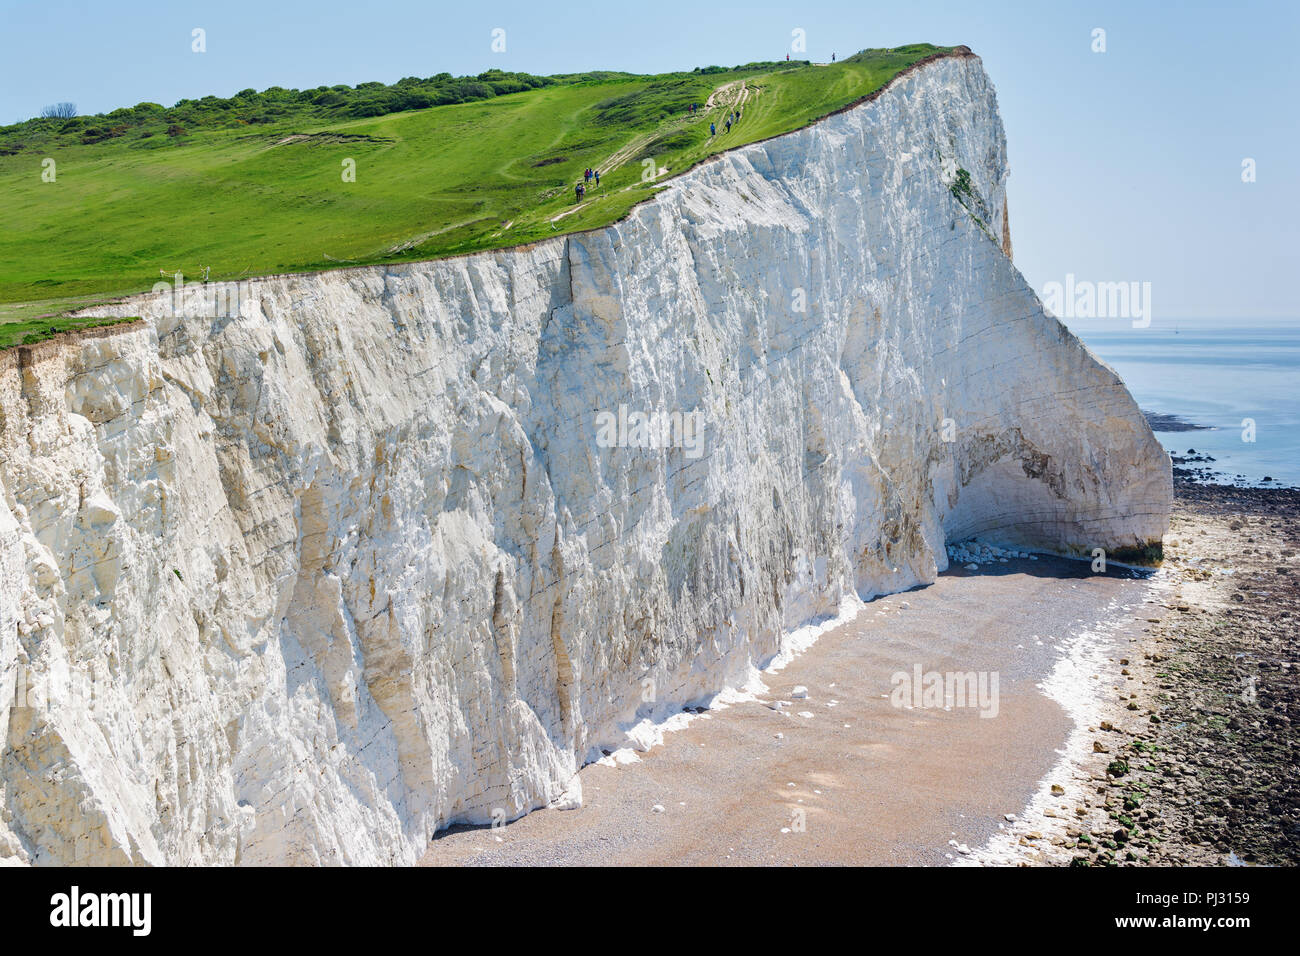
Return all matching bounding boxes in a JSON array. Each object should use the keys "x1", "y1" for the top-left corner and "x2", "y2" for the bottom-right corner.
[{"x1": 1070, "y1": 319, "x2": 1300, "y2": 488}]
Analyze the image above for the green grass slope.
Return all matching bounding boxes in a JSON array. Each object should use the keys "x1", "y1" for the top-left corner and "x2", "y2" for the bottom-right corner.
[{"x1": 0, "y1": 44, "x2": 951, "y2": 334}]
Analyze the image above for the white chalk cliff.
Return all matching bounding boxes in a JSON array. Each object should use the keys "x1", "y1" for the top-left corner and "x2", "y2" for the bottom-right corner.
[{"x1": 0, "y1": 52, "x2": 1170, "y2": 865}]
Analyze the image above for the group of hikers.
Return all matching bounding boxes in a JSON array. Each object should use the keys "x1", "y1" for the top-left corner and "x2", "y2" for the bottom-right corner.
[
  {"x1": 572, "y1": 99, "x2": 746, "y2": 203},
  {"x1": 575, "y1": 166, "x2": 601, "y2": 202},
  {"x1": 571, "y1": 54, "x2": 847, "y2": 200},
  {"x1": 709, "y1": 106, "x2": 741, "y2": 137}
]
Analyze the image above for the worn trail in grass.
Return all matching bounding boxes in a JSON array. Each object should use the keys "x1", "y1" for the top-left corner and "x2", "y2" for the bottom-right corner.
[{"x1": 0, "y1": 45, "x2": 951, "y2": 338}]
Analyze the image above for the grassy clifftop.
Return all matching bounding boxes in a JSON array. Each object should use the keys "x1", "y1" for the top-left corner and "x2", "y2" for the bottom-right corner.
[{"x1": 0, "y1": 44, "x2": 953, "y2": 327}]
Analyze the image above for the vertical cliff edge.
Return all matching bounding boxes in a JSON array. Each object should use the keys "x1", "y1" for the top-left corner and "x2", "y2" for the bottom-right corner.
[{"x1": 0, "y1": 53, "x2": 1170, "y2": 865}]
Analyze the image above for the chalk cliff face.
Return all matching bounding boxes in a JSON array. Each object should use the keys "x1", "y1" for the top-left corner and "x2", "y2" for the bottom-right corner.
[{"x1": 0, "y1": 54, "x2": 1170, "y2": 865}]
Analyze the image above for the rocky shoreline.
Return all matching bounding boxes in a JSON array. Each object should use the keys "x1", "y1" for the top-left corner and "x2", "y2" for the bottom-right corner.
[
  {"x1": 979, "y1": 480, "x2": 1298, "y2": 866},
  {"x1": 1117, "y1": 482, "x2": 1299, "y2": 865},
  {"x1": 1140, "y1": 410, "x2": 1287, "y2": 487}
]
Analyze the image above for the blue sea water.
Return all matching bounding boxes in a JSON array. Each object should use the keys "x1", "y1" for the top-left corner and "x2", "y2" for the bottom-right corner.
[{"x1": 1069, "y1": 319, "x2": 1300, "y2": 488}]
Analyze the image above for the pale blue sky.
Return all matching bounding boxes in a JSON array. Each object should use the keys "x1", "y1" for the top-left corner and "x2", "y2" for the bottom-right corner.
[{"x1": 2, "y1": 0, "x2": 1296, "y2": 321}]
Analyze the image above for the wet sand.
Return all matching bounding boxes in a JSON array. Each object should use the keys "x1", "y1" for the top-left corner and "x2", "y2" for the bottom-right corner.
[
  {"x1": 981, "y1": 483, "x2": 1300, "y2": 866},
  {"x1": 422, "y1": 554, "x2": 1156, "y2": 866}
]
